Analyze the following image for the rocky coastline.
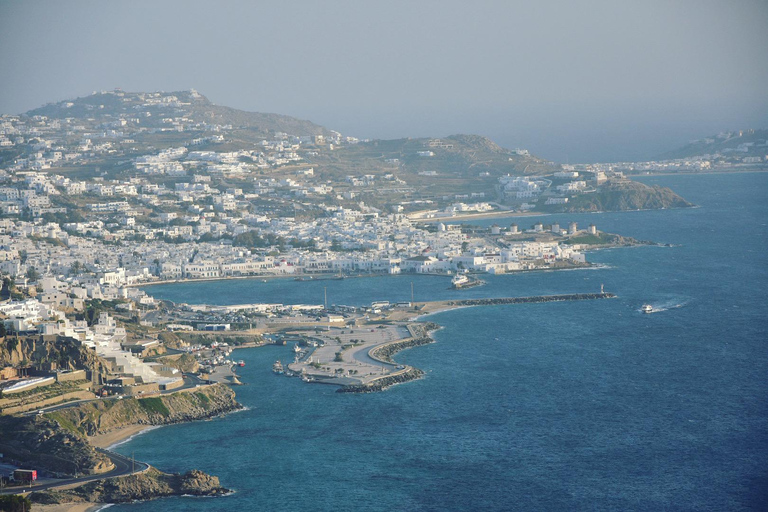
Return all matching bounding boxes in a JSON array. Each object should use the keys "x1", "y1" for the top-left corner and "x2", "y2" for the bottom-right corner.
[
  {"x1": 29, "y1": 468, "x2": 230, "y2": 506},
  {"x1": 1, "y1": 384, "x2": 241, "y2": 509},
  {"x1": 45, "y1": 383, "x2": 242, "y2": 438}
]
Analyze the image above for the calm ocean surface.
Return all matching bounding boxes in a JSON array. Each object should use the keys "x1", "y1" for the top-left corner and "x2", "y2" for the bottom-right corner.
[{"x1": 118, "y1": 173, "x2": 768, "y2": 511}]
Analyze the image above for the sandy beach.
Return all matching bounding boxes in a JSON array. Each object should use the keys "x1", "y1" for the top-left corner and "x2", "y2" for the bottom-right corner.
[
  {"x1": 33, "y1": 504, "x2": 108, "y2": 512},
  {"x1": 88, "y1": 424, "x2": 158, "y2": 449}
]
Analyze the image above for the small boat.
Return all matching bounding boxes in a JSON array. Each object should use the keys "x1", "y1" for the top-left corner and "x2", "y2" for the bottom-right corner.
[
  {"x1": 641, "y1": 304, "x2": 653, "y2": 314},
  {"x1": 237, "y1": 360, "x2": 245, "y2": 367},
  {"x1": 293, "y1": 344, "x2": 302, "y2": 353},
  {"x1": 272, "y1": 360, "x2": 284, "y2": 374}
]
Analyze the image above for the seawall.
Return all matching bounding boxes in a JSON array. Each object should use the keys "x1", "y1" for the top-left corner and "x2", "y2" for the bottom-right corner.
[{"x1": 441, "y1": 292, "x2": 616, "y2": 308}]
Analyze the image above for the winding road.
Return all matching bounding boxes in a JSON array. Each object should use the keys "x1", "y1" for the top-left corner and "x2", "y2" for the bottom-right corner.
[{"x1": 0, "y1": 447, "x2": 150, "y2": 495}]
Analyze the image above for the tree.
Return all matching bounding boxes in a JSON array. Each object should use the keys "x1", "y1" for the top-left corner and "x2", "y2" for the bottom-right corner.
[
  {"x1": 18, "y1": 249, "x2": 27, "y2": 264},
  {"x1": 26, "y1": 266, "x2": 39, "y2": 282},
  {"x1": 0, "y1": 278, "x2": 11, "y2": 301},
  {"x1": 0, "y1": 495, "x2": 33, "y2": 512},
  {"x1": 70, "y1": 261, "x2": 83, "y2": 275}
]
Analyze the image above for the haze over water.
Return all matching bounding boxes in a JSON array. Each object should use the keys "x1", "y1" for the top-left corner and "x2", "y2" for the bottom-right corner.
[{"x1": 122, "y1": 173, "x2": 768, "y2": 511}]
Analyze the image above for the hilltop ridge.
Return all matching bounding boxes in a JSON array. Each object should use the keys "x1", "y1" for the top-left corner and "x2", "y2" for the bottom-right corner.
[
  {"x1": 656, "y1": 129, "x2": 768, "y2": 161},
  {"x1": 27, "y1": 89, "x2": 332, "y2": 137},
  {"x1": 0, "y1": 87, "x2": 692, "y2": 225}
]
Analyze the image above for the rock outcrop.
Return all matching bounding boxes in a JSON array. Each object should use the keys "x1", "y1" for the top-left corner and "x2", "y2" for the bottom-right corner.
[
  {"x1": 550, "y1": 181, "x2": 694, "y2": 212},
  {"x1": 29, "y1": 467, "x2": 230, "y2": 505},
  {"x1": 45, "y1": 383, "x2": 241, "y2": 437},
  {"x1": 0, "y1": 335, "x2": 109, "y2": 379},
  {"x1": 0, "y1": 415, "x2": 111, "y2": 475}
]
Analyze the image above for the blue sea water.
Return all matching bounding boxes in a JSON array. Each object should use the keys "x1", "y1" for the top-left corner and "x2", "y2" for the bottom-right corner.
[{"x1": 117, "y1": 173, "x2": 768, "y2": 511}]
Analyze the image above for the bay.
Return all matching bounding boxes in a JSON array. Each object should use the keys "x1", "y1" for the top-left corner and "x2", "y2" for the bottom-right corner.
[{"x1": 115, "y1": 172, "x2": 768, "y2": 511}]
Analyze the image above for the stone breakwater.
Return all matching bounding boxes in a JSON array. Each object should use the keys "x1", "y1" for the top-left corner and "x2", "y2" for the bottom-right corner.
[
  {"x1": 338, "y1": 324, "x2": 441, "y2": 393},
  {"x1": 444, "y1": 292, "x2": 616, "y2": 307},
  {"x1": 337, "y1": 367, "x2": 425, "y2": 393},
  {"x1": 369, "y1": 335, "x2": 436, "y2": 364}
]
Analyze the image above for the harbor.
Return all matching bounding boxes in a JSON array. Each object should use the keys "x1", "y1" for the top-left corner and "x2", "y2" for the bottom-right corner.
[{"x1": 263, "y1": 291, "x2": 616, "y2": 392}]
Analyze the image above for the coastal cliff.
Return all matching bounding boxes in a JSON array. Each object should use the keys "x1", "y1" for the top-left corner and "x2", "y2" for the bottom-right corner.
[
  {"x1": 0, "y1": 414, "x2": 111, "y2": 475},
  {"x1": 0, "y1": 335, "x2": 108, "y2": 377},
  {"x1": 546, "y1": 181, "x2": 694, "y2": 212},
  {"x1": 29, "y1": 467, "x2": 230, "y2": 505},
  {"x1": 0, "y1": 385, "x2": 240, "y2": 477},
  {"x1": 45, "y1": 383, "x2": 241, "y2": 437}
]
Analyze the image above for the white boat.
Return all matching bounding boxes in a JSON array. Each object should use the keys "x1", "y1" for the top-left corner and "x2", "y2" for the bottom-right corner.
[
  {"x1": 272, "y1": 360, "x2": 284, "y2": 374},
  {"x1": 451, "y1": 273, "x2": 470, "y2": 288},
  {"x1": 641, "y1": 304, "x2": 653, "y2": 314}
]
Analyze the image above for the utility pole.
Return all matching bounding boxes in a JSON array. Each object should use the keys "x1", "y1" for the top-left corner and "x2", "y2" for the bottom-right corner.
[
  {"x1": 411, "y1": 281, "x2": 414, "y2": 304},
  {"x1": 324, "y1": 286, "x2": 327, "y2": 310}
]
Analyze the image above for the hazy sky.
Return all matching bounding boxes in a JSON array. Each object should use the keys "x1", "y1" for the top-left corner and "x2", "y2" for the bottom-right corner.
[{"x1": 1, "y1": 0, "x2": 767, "y2": 162}]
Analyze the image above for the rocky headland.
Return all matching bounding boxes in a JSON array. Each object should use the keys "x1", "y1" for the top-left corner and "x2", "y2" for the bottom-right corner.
[
  {"x1": 29, "y1": 467, "x2": 230, "y2": 506},
  {"x1": 44, "y1": 383, "x2": 241, "y2": 439},
  {"x1": 0, "y1": 384, "x2": 241, "y2": 508}
]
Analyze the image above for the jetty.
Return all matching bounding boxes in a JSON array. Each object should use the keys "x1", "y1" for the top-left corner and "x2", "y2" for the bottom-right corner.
[{"x1": 417, "y1": 292, "x2": 615, "y2": 314}]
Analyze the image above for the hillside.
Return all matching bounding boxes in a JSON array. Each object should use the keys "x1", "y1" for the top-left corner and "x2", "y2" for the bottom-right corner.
[
  {"x1": 543, "y1": 181, "x2": 694, "y2": 213},
  {"x1": 656, "y1": 129, "x2": 768, "y2": 160},
  {"x1": 0, "y1": 88, "x2": 694, "y2": 217},
  {"x1": 308, "y1": 133, "x2": 555, "y2": 200},
  {"x1": 27, "y1": 89, "x2": 331, "y2": 137},
  {"x1": 0, "y1": 414, "x2": 111, "y2": 475},
  {"x1": 45, "y1": 383, "x2": 241, "y2": 437}
]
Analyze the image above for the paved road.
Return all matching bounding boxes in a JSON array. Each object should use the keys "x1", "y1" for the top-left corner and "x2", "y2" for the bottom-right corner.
[
  {"x1": 23, "y1": 375, "x2": 201, "y2": 417},
  {"x1": 0, "y1": 448, "x2": 149, "y2": 495}
]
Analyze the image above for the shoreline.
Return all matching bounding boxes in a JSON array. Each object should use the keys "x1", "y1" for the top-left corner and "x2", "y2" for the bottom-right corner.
[
  {"x1": 33, "y1": 504, "x2": 108, "y2": 512},
  {"x1": 89, "y1": 424, "x2": 161, "y2": 450},
  {"x1": 136, "y1": 263, "x2": 608, "y2": 308},
  {"x1": 629, "y1": 168, "x2": 768, "y2": 178},
  {"x1": 130, "y1": 233, "x2": 649, "y2": 292},
  {"x1": 410, "y1": 210, "x2": 540, "y2": 223}
]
